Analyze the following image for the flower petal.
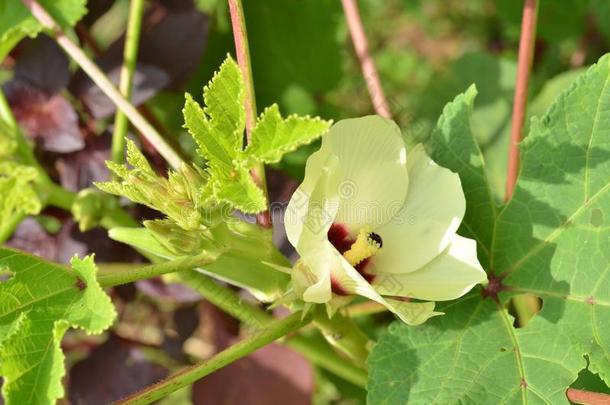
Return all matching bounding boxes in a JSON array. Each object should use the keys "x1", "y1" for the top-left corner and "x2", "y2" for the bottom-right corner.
[
  {"x1": 323, "y1": 116, "x2": 409, "y2": 234},
  {"x1": 373, "y1": 234, "x2": 486, "y2": 301},
  {"x1": 292, "y1": 245, "x2": 335, "y2": 303},
  {"x1": 331, "y1": 256, "x2": 441, "y2": 325},
  {"x1": 285, "y1": 150, "x2": 340, "y2": 249},
  {"x1": 288, "y1": 156, "x2": 343, "y2": 304},
  {"x1": 383, "y1": 300, "x2": 443, "y2": 326},
  {"x1": 373, "y1": 144, "x2": 465, "y2": 274}
]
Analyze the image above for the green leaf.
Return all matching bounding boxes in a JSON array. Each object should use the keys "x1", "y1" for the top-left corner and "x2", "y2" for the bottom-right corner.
[
  {"x1": 212, "y1": 165, "x2": 266, "y2": 213},
  {"x1": 0, "y1": 0, "x2": 87, "y2": 60},
  {"x1": 369, "y1": 54, "x2": 610, "y2": 404},
  {"x1": 202, "y1": 57, "x2": 246, "y2": 154},
  {"x1": 245, "y1": 104, "x2": 330, "y2": 164},
  {"x1": 0, "y1": 162, "x2": 41, "y2": 237},
  {"x1": 424, "y1": 85, "x2": 497, "y2": 268},
  {"x1": 182, "y1": 55, "x2": 330, "y2": 214},
  {"x1": 0, "y1": 248, "x2": 116, "y2": 404},
  {"x1": 493, "y1": 54, "x2": 610, "y2": 383},
  {"x1": 244, "y1": 0, "x2": 343, "y2": 110},
  {"x1": 182, "y1": 57, "x2": 265, "y2": 213},
  {"x1": 368, "y1": 295, "x2": 583, "y2": 404},
  {"x1": 414, "y1": 52, "x2": 516, "y2": 199}
]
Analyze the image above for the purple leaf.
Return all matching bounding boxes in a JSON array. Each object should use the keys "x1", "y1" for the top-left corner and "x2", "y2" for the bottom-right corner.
[
  {"x1": 7, "y1": 217, "x2": 87, "y2": 264},
  {"x1": 13, "y1": 35, "x2": 69, "y2": 94},
  {"x1": 191, "y1": 343, "x2": 314, "y2": 405},
  {"x1": 69, "y1": 334, "x2": 168, "y2": 404},
  {"x1": 56, "y1": 131, "x2": 112, "y2": 192},
  {"x1": 4, "y1": 81, "x2": 84, "y2": 153},
  {"x1": 136, "y1": 278, "x2": 201, "y2": 303},
  {"x1": 70, "y1": 62, "x2": 169, "y2": 119}
]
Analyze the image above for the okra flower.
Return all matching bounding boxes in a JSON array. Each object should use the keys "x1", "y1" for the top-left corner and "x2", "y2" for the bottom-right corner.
[{"x1": 285, "y1": 116, "x2": 486, "y2": 325}]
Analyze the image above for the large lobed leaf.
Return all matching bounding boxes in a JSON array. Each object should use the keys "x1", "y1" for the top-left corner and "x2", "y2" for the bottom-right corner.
[
  {"x1": 424, "y1": 85, "x2": 497, "y2": 269},
  {"x1": 368, "y1": 55, "x2": 610, "y2": 404},
  {"x1": 0, "y1": 248, "x2": 116, "y2": 404}
]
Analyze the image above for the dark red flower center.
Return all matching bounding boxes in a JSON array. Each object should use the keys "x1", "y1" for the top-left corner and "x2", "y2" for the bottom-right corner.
[{"x1": 327, "y1": 223, "x2": 377, "y2": 295}]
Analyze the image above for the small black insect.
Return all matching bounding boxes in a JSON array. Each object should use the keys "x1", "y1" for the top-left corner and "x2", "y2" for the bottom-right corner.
[{"x1": 368, "y1": 232, "x2": 383, "y2": 248}]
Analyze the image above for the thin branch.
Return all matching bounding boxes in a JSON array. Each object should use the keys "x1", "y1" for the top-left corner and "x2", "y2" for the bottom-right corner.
[
  {"x1": 111, "y1": 0, "x2": 146, "y2": 168},
  {"x1": 179, "y1": 270, "x2": 368, "y2": 387},
  {"x1": 567, "y1": 388, "x2": 610, "y2": 405},
  {"x1": 341, "y1": 0, "x2": 391, "y2": 118},
  {"x1": 227, "y1": 0, "x2": 272, "y2": 228},
  {"x1": 505, "y1": 0, "x2": 539, "y2": 200},
  {"x1": 97, "y1": 254, "x2": 215, "y2": 287},
  {"x1": 74, "y1": 21, "x2": 180, "y2": 152},
  {"x1": 21, "y1": 0, "x2": 183, "y2": 169},
  {"x1": 115, "y1": 312, "x2": 310, "y2": 405}
]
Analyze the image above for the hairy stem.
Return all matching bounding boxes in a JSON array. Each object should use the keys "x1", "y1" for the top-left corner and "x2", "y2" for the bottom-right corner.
[
  {"x1": 505, "y1": 0, "x2": 539, "y2": 200},
  {"x1": 227, "y1": 0, "x2": 272, "y2": 228},
  {"x1": 115, "y1": 311, "x2": 310, "y2": 405},
  {"x1": 341, "y1": 0, "x2": 391, "y2": 118},
  {"x1": 20, "y1": 0, "x2": 183, "y2": 169},
  {"x1": 97, "y1": 255, "x2": 214, "y2": 287},
  {"x1": 111, "y1": 0, "x2": 146, "y2": 169},
  {"x1": 179, "y1": 270, "x2": 368, "y2": 386}
]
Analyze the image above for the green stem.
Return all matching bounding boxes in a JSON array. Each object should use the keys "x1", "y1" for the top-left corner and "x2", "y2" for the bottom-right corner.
[
  {"x1": 42, "y1": 181, "x2": 76, "y2": 210},
  {"x1": 115, "y1": 311, "x2": 310, "y2": 405},
  {"x1": 111, "y1": 0, "x2": 146, "y2": 168},
  {"x1": 227, "y1": 0, "x2": 271, "y2": 228},
  {"x1": 21, "y1": 0, "x2": 183, "y2": 169},
  {"x1": 178, "y1": 269, "x2": 272, "y2": 328},
  {"x1": 313, "y1": 306, "x2": 372, "y2": 369},
  {"x1": 0, "y1": 89, "x2": 17, "y2": 128},
  {"x1": 0, "y1": 213, "x2": 26, "y2": 243},
  {"x1": 97, "y1": 254, "x2": 215, "y2": 288},
  {"x1": 0, "y1": 90, "x2": 40, "y2": 168},
  {"x1": 286, "y1": 334, "x2": 368, "y2": 387},
  {"x1": 179, "y1": 270, "x2": 368, "y2": 387}
]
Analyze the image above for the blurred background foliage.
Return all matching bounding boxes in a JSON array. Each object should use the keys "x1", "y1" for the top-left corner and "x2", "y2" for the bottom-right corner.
[
  {"x1": 171, "y1": 0, "x2": 610, "y2": 194},
  {"x1": 4, "y1": 0, "x2": 610, "y2": 403}
]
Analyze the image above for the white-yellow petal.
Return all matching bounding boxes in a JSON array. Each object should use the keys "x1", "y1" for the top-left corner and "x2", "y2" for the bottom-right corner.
[
  {"x1": 331, "y1": 256, "x2": 440, "y2": 325},
  {"x1": 373, "y1": 234, "x2": 486, "y2": 301},
  {"x1": 284, "y1": 142, "x2": 336, "y2": 248},
  {"x1": 323, "y1": 116, "x2": 409, "y2": 234},
  {"x1": 373, "y1": 144, "x2": 465, "y2": 274},
  {"x1": 285, "y1": 153, "x2": 340, "y2": 250},
  {"x1": 383, "y1": 300, "x2": 443, "y2": 326}
]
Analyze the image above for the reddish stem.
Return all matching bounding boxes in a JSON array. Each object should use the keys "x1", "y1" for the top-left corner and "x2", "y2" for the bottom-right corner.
[
  {"x1": 228, "y1": 0, "x2": 256, "y2": 136},
  {"x1": 227, "y1": 0, "x2": 272, "y2": 228},
  {"x1": 567, "y1": 388, "x2": 610, "y2": 405},
  {"x1": 341, "y1": 0, "x2": 391, "y2": 119},
  {"x1": 505, "y1": 0, "x2": 538, "y2": 200}
]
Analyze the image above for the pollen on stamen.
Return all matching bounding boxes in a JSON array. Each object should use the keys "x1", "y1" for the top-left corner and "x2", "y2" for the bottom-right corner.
[
  {"x1": 343, "y1": 228, "x2": 382, "y2": 266},
  {"x1": 327, "y1": 224, "x2": 381, "y2": 294}
]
